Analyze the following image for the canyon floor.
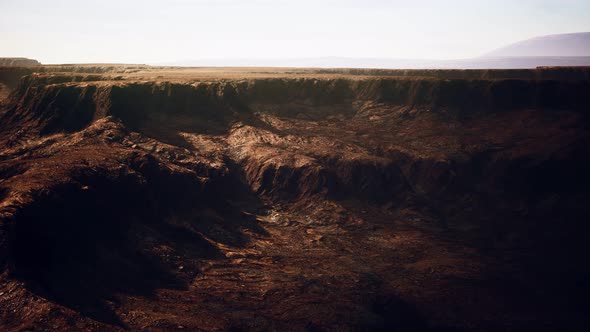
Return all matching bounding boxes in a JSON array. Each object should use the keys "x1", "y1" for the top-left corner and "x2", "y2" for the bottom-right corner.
[{"x1": 0, "y1": 66, "x2": 589, "y2": 331}]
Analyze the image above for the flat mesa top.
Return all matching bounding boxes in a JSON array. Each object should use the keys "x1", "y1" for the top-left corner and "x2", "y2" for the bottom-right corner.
[
  {"x1": 40, "y1": 66, "x2": 468, "y2": 81},
  {"x1": 3, "y1": 65, "x2": 590, "y2": 84}
]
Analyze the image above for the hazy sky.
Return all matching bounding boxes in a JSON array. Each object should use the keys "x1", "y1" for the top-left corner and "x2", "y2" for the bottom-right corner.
[{"x1": 1, "y1": 0, "x2": 589, "y2": 64}]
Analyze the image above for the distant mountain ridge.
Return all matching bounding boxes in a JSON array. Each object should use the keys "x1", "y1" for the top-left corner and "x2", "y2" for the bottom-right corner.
[
  {"x1": 4, "y1": 33, "x2": 590, "y2": 69},
  {"x1": 159, "y1": 33, "x2": 590, "y2": 69},
  {"x1": 485, "y1": 32, "x2": 590, "y2": 57},
  {"x1": 158, "y1": 56, "x2": 590, "y2": 70}
]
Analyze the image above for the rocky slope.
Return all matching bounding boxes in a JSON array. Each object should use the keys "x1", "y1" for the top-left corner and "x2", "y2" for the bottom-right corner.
[{"x1": 0, "y1": 66, "x2": 589, "y2": 331}]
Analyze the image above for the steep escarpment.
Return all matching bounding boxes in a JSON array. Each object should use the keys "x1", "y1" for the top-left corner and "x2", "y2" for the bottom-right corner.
[
  {"x1": 0, "y1": 69, "x2": 589, "y2": 331},
  {"x1": 5, "y1": 75, "x2": 589, "y2": 132}
]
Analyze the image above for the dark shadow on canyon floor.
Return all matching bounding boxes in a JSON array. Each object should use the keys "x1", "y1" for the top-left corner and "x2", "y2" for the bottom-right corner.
[{"x1": 7, "y1": 171, "x2": 270, "y2": 327}]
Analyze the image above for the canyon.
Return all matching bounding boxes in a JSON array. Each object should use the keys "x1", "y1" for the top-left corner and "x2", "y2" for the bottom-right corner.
[{"x1": 0, "y1": 65, "x2": 589, "y2": 331}]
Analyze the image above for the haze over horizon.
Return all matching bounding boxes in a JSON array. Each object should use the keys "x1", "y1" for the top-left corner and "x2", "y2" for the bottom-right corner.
[{"x1": 1, "y1": 0, "x2": 590, "y2": 65}]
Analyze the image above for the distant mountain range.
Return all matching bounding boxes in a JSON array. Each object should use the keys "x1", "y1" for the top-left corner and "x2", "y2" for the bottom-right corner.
[
  {"x1": 159, "y1": 56, "x2": 590, "y2": 70},
  {"x1": 485, "y1": 32, "x2": 590, "y2": 57},
  {"x1": 160, "y1": 32, "x2": 590, "y2": 69},
  {"x1": 3, "y1": 33, "x2": 590, "y2": 69}
]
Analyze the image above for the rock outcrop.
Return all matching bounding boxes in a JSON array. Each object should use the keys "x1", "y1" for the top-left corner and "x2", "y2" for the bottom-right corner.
[{"x1": 0, "y1": 58, "x2": 41, "y2": 67}]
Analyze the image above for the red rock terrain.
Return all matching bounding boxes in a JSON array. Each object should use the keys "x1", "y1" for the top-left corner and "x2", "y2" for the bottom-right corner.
[{"x1": 0, "y1": 66, "x2": 589, "y2": 331}]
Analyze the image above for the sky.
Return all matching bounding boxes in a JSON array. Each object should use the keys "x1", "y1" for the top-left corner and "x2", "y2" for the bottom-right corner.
[{"x1": 1, "y1": 0, "x2": 589, "y2": 64}]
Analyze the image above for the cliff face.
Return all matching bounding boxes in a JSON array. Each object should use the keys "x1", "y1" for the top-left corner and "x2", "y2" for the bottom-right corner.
[
  {"x1": 0, "y1": 67, "x2": 589, "y2": 331},
  {"x1": 5, "y1": 75, "x2": 589, "y2": 132}
]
